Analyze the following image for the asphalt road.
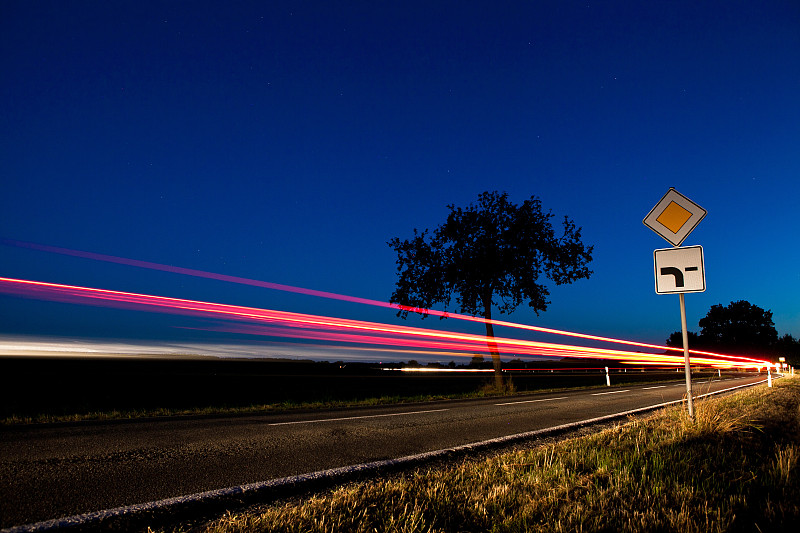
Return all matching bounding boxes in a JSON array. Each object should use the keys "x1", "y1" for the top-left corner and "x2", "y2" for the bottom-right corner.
[{"x1": 0, "y1": 374, "x2": 766, "y2": 529}]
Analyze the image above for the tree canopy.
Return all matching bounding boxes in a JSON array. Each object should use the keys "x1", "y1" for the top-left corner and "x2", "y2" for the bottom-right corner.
[
  {"x1": 388, "y1": 191, "x2": 593, "y2": 386},
  {"x1": 775, "y1": 334, "x2": 800, "y2": 366},
  {"x1": 666, "y1": 330, "x2": 701, "y2": 348},
  {"x1": 699, "y1": 300, "x2": 778, "y2": 350},
  {"x1": 666, "y1": 300, "x2": 797, "y2": 361}
]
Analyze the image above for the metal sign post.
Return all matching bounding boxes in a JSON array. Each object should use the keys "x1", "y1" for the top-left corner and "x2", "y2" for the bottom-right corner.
[
  {"x1": 644, "y1": 188, "x2": 707, "y2": 420},
  {"x1": 651, "y1": 245, "x2": 706, "y2": 420},
  {"x1": 679, "y1": 292, "x2": 694, "y2": 418}
]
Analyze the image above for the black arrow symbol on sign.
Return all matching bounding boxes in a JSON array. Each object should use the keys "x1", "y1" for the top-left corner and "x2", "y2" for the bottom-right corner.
[
  {"x1": 660, "y1": 266, "x2": 699, "y2": 288},
  {"x1": 660, "y1": 267, "x2": 685, "y2": 287}
]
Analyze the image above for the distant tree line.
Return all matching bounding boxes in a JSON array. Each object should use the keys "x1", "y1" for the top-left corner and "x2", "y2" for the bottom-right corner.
[{"x1": 667, "y1": 300, "x2": 800, "y2": 366}]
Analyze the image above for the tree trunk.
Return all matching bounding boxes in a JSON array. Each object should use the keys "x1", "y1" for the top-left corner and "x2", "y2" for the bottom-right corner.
[{"x1": 483, "y1": 297, "x2": 504, "y2": 390}]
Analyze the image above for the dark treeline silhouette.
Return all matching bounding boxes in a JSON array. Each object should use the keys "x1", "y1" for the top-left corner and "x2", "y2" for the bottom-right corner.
[{"x1": 667, "y1": 300, "x2": 800, "y2": 365}]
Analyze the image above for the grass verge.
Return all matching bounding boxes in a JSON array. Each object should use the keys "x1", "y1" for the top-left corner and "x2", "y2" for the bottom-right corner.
[
  {"x1": 162, "y1": 377, "x2": 800, "y2": 533},
  {"x1": 0, "y1": 395, "x2": 445, "y2": 426},
  {"x1": 1, "y1": 389, "x2": 523, "y2": 426},
  {"x1": 2, "y1": 373, "x2": 721, "y2": 426}
]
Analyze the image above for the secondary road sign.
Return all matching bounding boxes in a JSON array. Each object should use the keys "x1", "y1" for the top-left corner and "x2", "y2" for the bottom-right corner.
[
  {"x1": 643, "y1": 188, "x2": 707, "y2": 246},
  {"x1": 654, "y1": 245, "x2": 705, "y2": 294}
]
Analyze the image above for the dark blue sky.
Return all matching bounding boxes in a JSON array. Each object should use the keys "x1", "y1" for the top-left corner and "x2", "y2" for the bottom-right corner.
[{"x1": 1, "y1": 1, "x2": 799, "y2": 359}]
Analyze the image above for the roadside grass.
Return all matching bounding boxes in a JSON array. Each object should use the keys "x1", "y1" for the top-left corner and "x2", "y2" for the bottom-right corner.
[
  {"x1": 0, "y1": 395, "x2": 450, "y2": 425},
  {"x1": 1, "y1": 372, "x2": 722, "y2": 426},
  {"x1": 0, "y1": 389, "x2": 519, "y2": 426},
  {"x1": 165, "y1": 376, "x2": 800, "y2": 533}
]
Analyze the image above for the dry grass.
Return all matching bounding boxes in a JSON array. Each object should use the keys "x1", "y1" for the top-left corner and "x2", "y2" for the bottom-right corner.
[
  {"x1": 0, "y1": 376, "x2": 529, "y2": 426},
  {"x1": 3, "y1": 372, "x2": 723, "y2": 426},
  {"x1": 162, "y1": 377, "x2": 800, "y2": 533},
  {"x1": 0, "y1": 395, "x2": 458, "y2": 425}
]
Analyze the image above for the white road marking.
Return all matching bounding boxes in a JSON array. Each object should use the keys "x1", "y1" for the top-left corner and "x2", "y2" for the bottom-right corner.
[
  {"x1": 268, "y1": 408, "x2": 450, "y2": 426},
  {"x1": 642, "y1": 385, "x2": 667, "y2": 390},
  {"x1": 591, "y1": 390, "x2": 630, "y2": 396},
  {"x1": 495, "y1": 396, "x2": 568, "y2": 406}
]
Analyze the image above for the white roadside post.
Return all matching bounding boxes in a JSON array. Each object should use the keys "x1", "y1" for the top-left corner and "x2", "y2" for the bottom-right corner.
[
  {"x1": 644, "y1": 188, "x2": 707, "y2": 420},
  {"x1": 605, "y1": 366, "x2": 611, "y2": 386},
  {"x1": 768, "y1": 366, "x2": 772, "y2": 387}
]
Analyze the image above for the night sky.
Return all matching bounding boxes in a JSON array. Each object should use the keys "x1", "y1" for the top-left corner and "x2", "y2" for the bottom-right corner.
[{"x1": 1, "y1": 1, "x2": 798, "y2": 361}]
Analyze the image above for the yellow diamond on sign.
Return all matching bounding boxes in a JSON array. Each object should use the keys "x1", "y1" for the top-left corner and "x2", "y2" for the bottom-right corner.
[
  {"x1": 656, "y1": 201, "x2": 692, "y2": 234},
  {"x1": 643, "y1": 188, "x2": 707, "y2": 246}
]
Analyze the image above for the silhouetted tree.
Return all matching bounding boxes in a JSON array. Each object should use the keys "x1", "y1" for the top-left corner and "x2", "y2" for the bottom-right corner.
[
  {"x1": 469, "y1": 354, "x2": 486, "y2": 368},
  {"x1": 666, "y1": 330, "x2": 701, "y2": 348},
  {"x1": 388, "y1": 191, "x2": 593, "y2": 388},
  {"x1": 698, "y1": 300, "x2": 778, "y2": 352},
  {"x1": 775, "y1": 334, "x2": 800, "y2": 366}
]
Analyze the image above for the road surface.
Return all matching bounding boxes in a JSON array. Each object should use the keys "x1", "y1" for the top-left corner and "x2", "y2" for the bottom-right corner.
[{"x1": 0, "y1": 374, "x2": 766, "y2": 528}]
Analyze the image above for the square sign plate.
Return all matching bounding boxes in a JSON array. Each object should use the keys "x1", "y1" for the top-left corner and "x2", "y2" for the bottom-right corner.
[
  {"x1": 654, "y1": 245, "x2": 705, "y2": 294},
  {"x1": 643, "y1": 188, "x2": 707, "y2": 246}
]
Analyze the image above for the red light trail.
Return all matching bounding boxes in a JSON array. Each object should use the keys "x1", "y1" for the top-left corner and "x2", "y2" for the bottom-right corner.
[
  {"x1": 0, "y1": 239, "x2": 755, "y2": 361},
  {"x1": 0, "y1": 276, "x2": 773, "y2": 369}
]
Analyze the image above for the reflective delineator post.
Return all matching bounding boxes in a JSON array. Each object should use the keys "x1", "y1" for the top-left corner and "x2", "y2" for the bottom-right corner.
[
  {"x1": 768, "y1": 367, "x2": 773, "y2": 387},
  {"x1": 679, "y1": 293, "x2": 694, "y2": 419},
  {"x1": 605, "y1": 366, "x2": 611, "y2": 386}
]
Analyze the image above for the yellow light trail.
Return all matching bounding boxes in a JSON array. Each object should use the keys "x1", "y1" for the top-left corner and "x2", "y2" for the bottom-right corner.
[
  {"x1": 0, "y1": 240, "x2": 772, "y2": 363},
  {"x1": 0, "y1": 276, "x2": 773, "y2": 369}
]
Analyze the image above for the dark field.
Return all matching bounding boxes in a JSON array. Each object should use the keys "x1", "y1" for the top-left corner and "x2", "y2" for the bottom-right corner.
[{"x1": 0, "y1": 357, "x2": 730, "y2": 420}]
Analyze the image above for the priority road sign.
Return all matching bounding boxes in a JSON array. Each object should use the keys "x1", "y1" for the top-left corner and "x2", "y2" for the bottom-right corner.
[
  {"x1": 643, "y1": 188, "x2": 707, "y2": 246},
  {"x1": 654, "y1": 245, "x2": 705, "y2": 294}
]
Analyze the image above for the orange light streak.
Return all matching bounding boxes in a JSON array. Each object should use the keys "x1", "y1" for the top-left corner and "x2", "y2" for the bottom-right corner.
[
  {"x1": 0, "y1": 276, "x2": 772, "y2": 369},
  {"x1": 1, "y1": 240, "x2": 759, "y2": 362}
]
